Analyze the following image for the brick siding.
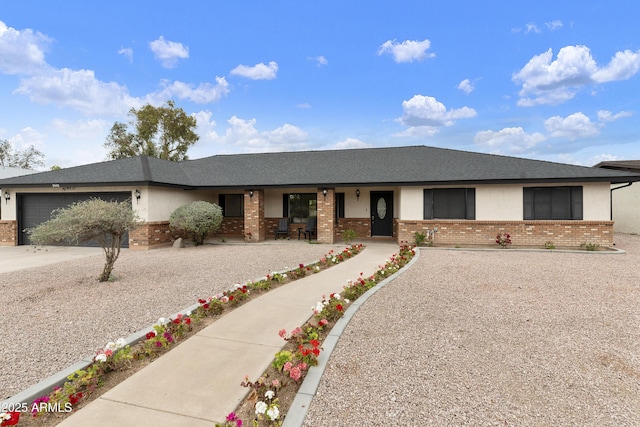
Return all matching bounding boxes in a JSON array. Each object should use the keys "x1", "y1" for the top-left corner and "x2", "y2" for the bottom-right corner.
[
  {"x1": 217, "y1": 217, "x2": 244, "y2": 236},
  {"x1": 129, "y1": 221, "x2": 173, "y2": 250},
  {"x1": 0, "y1": 220, "x2": 17, "y2": 246},
  {"x1": 396, "y1": 220, "x2": 614, "y2": 248},
  {"x1": 334, "y1": 218, "x2": 371, "y2": 240}
]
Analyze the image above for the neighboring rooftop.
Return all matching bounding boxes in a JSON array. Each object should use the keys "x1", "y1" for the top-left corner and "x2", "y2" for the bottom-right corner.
[
  {"x1": 594, "y1": 160, "x2": 640, "y2": 173},
  {"x1": 1, "y1": 146, "x2": 640, "y2": 189}
]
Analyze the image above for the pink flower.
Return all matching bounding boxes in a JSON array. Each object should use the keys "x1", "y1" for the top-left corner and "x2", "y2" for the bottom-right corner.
[
  {"x1": 278, "y1": 329, "x2": 287, "y2": 339},
  {"x1": 283, "y1": 361, "x2": 292, "y2": 372},
  {"x1": 272, "y1": 379, "x2": 280, "y2": 388},
  {"x1": 319, "y1": 319, "x2": 328, "y2": 326},
  {"x1": 289, "y1": 366, "x2": 302, "y2": 381}
]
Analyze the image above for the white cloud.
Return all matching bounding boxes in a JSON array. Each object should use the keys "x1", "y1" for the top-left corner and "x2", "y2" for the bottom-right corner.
[
  {"x1": 204, "y1": 116, "x2": 309, "y2": 152},
  {"x1": 51, "y1": 118, "x2": 108, "y2": 139},
  {"x1": 147, "y1": 77, "x2": 230, "y2": 104},
  {"x1": 398, "y1": 94, "x2": 476, "y2": 128},
  {"x1": 525, "y1": 23, "x2": 541, "y2": 34},
  {"x1": 546, "y1": 20, "x2": 563, "y2": 31},
  {"x1": 230, "y1": 61, "x2": 278, "y2": 80},
  {"x1": 15, "y1": 68, "x2": 137, "y2": 116},
  {"x1": 597, "y1": 110, "x2": 633, "y2": 122},
  {"x1": 544, "y1": 112, "x2": 601, "y2": 140},
  {"x1": 296, "y1": 102, "x2": 312, "y2": 109},
  {"x1": 474, "y1": 127, "x2": 546, "y2": 154},
  {"x1": 308, "y1": 55, "x2": 328, "y2": 67},
  {"x1": 8, "y1": 126, "x2": 47, "y2": 150},
  {"x1": 377, "y1": 39, "x2": 435, "y2": 63},
  {"x1": 394, "y1": 126, "x2": 440, "y2": 138},
  {"x1": 513, "y1": 45, "x2": 640, "y2": 106},
  {"x1": 118, "y1": 47, "x2": 133, "y2": 63},
  {"x1": 457, "y1": 79, "x2": 474, "y2": 94},
  {"x1": 193, "y1": 110, "x2": 219, "y2": 142},
  {"x1": 149, "y1": 36, "x2": 189, "y2": 68},
  {"x1": 334, "y1": 138, "x2": 371, "y2": 149},
  {"x1": 0, "y1": 20, "x2": 50, "y2": 75}
]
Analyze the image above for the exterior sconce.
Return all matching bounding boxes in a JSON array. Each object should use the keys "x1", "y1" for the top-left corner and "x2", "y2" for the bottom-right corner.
[
  {"x1": 3, "y1": 191, "x2": 9, "y2": 205},
  {"x1": 322, "y1": 188, "x2": 328, "y2": 199},
  {"x1": 249, "y1": 190, "x2": 254, "y2": 199},
  {"x1": 134, "y1": 189, "x2": 141, "y2": 204},
  {"x1": 356, "y1": 189, "x2": 360, "y2": 201}
]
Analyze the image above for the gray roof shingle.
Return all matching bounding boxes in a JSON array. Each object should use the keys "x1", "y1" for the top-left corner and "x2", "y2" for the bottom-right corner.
[{"x1": 1, "y1": 145, "x2": 639, "y2": 188}]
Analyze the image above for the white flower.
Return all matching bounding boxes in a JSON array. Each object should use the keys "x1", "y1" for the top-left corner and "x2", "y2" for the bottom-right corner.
[
  {"x1": 115, "y1": 338, "x2": 127, "y2": 349},
  {"x1": 105, "y1": 341, "x2": 117, "y2": 350},
  {"x1": 186, "y1": 311, "x2": 192, "y2": 316},
  {"x1": 315, "y1": 266, "x2": 320, "y2": 271},
  {"x1": 158, "y1": 317, "x2": 166, "y2": 325},
  {"x1": 234, "y1": 283, "x2": 242, "y2": 289},
  {"x1": 255, "y1": 401, "x2": 267, "y2": 415},
  {"x1": 314, "y1": 302, "x2": 324, "y2": 313},
  {"x1": 265, "y1": 390, "x2": 275, "y2": 400},
  {"x1": 95, "y1": 353, "x2": 107, "y2": 363},
  {"x1": 1, "y1": 412, "x2": 11, "y2": 421},
  {"x1": 333, "y1": 294, "x2": 341, "y2": 300},
  {"x1": 266, "y1": 405, "x2": 280, "y2": 420},
  {"x1": 345, "y1": 299, "x2": 351, "y2": 304}
]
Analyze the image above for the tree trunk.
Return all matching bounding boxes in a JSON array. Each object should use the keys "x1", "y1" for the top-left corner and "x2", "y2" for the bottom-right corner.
[{"x1": 99, "y1": 234, "x2": 122, "y2": 282}]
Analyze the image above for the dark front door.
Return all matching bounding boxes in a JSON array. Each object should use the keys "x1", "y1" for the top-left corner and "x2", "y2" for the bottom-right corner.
[{"x1": 370, "y1": 191, "x2": 393, "y2": 237}]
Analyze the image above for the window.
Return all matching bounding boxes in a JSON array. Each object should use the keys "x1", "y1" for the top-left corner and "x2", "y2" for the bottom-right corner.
[
  {"x1": 283, "y1": 193, "x2": 317, "y2": 223},
  {"x1": 523, "y1": 186, "x2": 583, "y2": 220},
  {"x1": 219, "y1": 194, "x2": 243, "y2": 217},
  {"x1": 335, "y1": 192, "x2": 345, "y2": 223},
  {"x1": 424, "y1": 188, "x2": 475, "y2": 219}
]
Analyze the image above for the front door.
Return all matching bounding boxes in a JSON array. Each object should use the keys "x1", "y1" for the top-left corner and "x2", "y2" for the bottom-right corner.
[{"x1": 370, "y1": 191, "x2": 393, "y2": 237}]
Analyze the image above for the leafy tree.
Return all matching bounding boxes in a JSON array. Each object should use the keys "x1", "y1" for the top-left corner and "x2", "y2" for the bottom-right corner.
[
  {"x1": 0, "y1": 139, "x2": 45, "y2": 169},
  {"x1": 169, "y1": 201, "x2": 223, "y2": 246},
  {"x1": 104, "y1": 100, "x2": 199, "y2": 161},
  {"x1": 28, "y1": 198, "x2": 141, "y2": 282}
]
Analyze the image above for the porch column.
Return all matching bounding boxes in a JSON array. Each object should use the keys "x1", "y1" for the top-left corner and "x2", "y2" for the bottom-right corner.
[
  {"x1": 317, "y1": 187, "x2": 335, "y2": 244},
  {"x1": 244, "y1": 189, "x2": 265, "y2": 242}
]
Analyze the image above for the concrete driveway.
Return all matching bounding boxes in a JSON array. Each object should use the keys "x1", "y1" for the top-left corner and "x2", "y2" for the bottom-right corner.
[{"x1": 0, "y1": 245, "x2": 105, "y2": 274}]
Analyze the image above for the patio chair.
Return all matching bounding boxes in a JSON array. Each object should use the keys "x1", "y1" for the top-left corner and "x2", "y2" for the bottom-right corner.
[
  {"x1": 299, "y1": 217, "x2": 317, "y2": 240},
  {"x1": 274, "y1": 218, "x2": 290, "y2": 239}
]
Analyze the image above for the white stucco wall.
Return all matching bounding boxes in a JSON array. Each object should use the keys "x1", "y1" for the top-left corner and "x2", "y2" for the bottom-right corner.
[
  {"x1": 611, "y1": 183, "x2": 640, "y2": 233},
  {"x1": 398, "y1": 182, "x2": 612, "y2": 221},
  {"x1": 143, "y1": 187, "x2": 216, "y2": 222}
]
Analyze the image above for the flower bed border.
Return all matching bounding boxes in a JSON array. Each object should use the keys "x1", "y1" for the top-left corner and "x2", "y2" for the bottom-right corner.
[{"x1": 1, "y1": 244, "x2": 364, "y2": 425}]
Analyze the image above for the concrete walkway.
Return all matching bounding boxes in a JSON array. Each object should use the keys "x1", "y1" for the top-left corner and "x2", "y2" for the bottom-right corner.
[{"x1": 58, "y1": 242, "x2": 398, "y2": 426}]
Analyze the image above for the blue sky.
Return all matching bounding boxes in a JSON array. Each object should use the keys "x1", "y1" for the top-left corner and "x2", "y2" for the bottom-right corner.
[{"x1": 1, "y1": 1, "x2": 639, "y2": 169}]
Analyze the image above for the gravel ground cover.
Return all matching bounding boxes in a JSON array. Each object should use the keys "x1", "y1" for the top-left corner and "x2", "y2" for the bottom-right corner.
[
  {"x1": 0, "y1": 241, "x2": 346, "y2": 400},
  {"x1": 304, "y1": 234, "x2": 640, "y2": 427}
]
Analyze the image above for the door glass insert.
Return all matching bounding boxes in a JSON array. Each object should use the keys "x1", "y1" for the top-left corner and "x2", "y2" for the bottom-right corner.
[{"x1": 376, "y1": 197, "x2": 387, "y2": 219}]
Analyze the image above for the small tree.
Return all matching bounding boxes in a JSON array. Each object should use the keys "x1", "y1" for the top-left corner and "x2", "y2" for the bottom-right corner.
[
  {"x1": 28, "y1": 198, "x2": 141, "y2": 282},
  {"x1": 169, "y1": 201, "x2": 223, "y2": 246}
]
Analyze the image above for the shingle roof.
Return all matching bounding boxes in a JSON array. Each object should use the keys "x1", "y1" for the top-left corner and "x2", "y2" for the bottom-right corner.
[
  {"x1": 594, "y1": 160, "x2": 640, "y2": 173},
  {"x1": 1, "y1": 145, "x2": 639, "y2": 188}
]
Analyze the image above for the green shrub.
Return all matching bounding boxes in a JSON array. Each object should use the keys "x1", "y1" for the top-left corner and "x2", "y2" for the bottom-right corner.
[
  {"x1": 169, "y1": 201, "x2": 223, "y2": 245},
  {"x1": 581, "y1": 242, "x2": 600, "y2": 251},
  {"x1": 342, "y1": 229, "x2": 358, "y2": 244},
  {"x1": 414, "y1": 231, "x2": 426, "y2": 246}
]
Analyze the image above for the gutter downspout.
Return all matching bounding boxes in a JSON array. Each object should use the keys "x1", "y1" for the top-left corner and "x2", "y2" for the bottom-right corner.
[{"x1": 610, "y1": 182, "x2": 632, "y2": 220}]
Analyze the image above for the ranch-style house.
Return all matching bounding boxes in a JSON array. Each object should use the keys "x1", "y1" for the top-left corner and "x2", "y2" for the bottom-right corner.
[{"x1": 1, "y1": 145, "x2": 639, "y2": 249}]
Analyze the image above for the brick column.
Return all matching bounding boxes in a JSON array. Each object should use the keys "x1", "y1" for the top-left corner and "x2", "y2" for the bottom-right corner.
[
  {"x1": 317, "y1": 188, "x2": 335, "y2": 244},
  {"x1": 244, "y1": 190, "x2": 265, "y2": 242},
  {"x1": 0, "y1": 220, "x2": 17, "y2": 246}
]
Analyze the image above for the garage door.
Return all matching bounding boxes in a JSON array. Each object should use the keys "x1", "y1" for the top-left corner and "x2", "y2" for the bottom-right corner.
[{"x1": 18, "y1": 193, "x2": 132, "y2": 247}]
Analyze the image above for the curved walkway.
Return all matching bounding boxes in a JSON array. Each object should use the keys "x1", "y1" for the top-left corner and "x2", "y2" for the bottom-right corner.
[{"x1": 57, "y1": 242, "x2": 400, "y2": 426}]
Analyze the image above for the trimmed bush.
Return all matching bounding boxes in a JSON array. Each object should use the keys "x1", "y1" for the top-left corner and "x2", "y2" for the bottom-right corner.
[{"x1": 169, "y1": 201, "x2": 223, "y2": 245}]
